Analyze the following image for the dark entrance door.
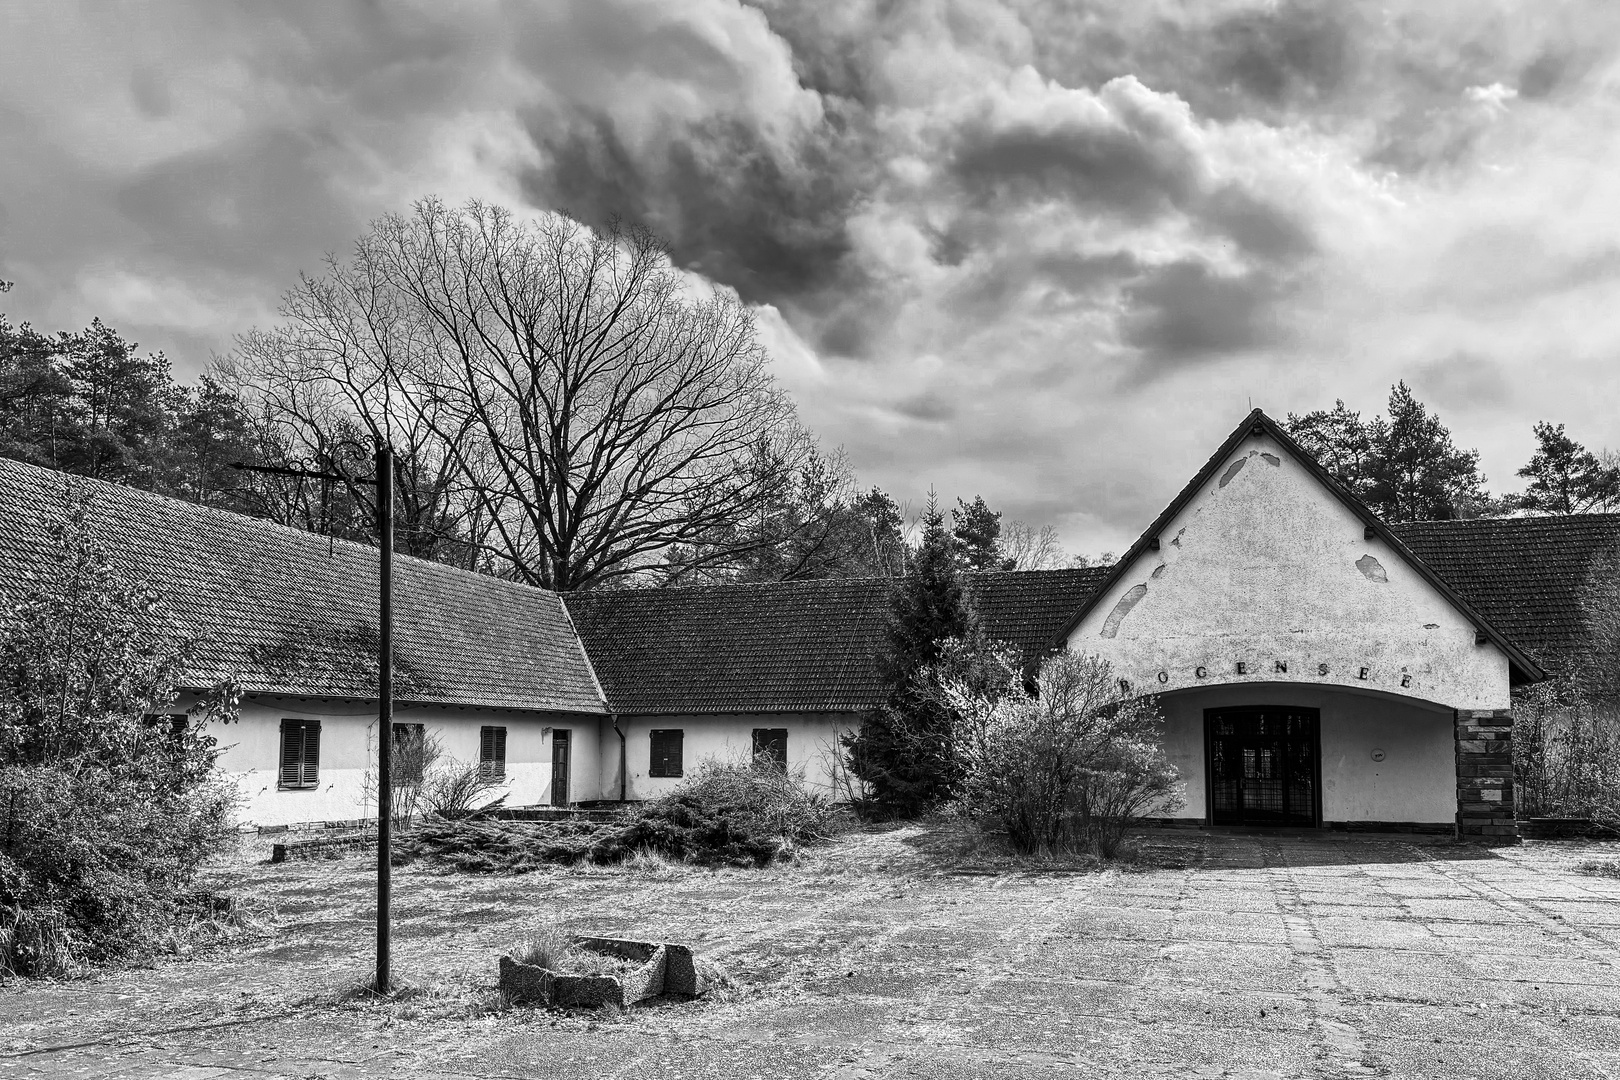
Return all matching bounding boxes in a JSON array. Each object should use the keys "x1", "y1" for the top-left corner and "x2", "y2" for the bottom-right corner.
[
  {"x1": 551, "y1": 730, "x2": 571, "y2": 807},
  {"x1": 1206, "y1": 707, "x2": 1319, "y2": 827}
]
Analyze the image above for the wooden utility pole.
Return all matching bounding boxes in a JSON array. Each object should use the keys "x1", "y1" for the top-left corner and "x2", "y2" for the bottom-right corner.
[
  {"x1": 231, "y1": 445, "x2": 396, "y2": 994},
  {"x1": 374, "y1": 442, "x2": 394, "y2": 993}
]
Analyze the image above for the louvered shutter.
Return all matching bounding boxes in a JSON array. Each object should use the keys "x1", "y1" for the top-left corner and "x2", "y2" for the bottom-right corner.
[
  {"x1": 649, "y1": 729, "x2": 683, "y2": 777},
  {"x1": 300, "y1": 722, "x2": 320, "y2": 787},
  {"x1": 280, "y1": 721, "x2": 303, "y2": 788},
  {"x1": 480, "y1": 726, "x2": 506, "y2": 778}
]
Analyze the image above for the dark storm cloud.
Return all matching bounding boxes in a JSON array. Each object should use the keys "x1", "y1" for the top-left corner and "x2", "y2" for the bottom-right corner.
[
  {"x1": 114, "y1": 129, "x2": 356, "y2": 278},
  {"x1": 525, "y1": 109, "x2": 867, "y2": 309},
  {"x1": 949, "y1": 108, "x2": 1201, "y2": 220},
  {"x1": 1205, "y1": 3, "x2": 1355, "y2": 106},
  {"x1": 1120, "y1": 261, "x2": 1287, "y2": 366}
]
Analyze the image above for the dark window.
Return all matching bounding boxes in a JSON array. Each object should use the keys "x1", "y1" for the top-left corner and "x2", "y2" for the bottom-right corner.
[
  {"x1": 480, "y1": 725, "x2": 507, "y2": 779},
  {"x1": 751, "y1": 728, "x2": 788, "y2": 770},
  {"x1": 649, "y1": 729, "x2": 684, "y2": 778},
  {"x1": 279, "y1": 719, "x2": 321, "y2": 789},
  {"x1": 392, "y1": 723, "x2": 427, "y2": 783},
  {"x1": 143, "y1": 713, "x2": 188, "y2": 740}
]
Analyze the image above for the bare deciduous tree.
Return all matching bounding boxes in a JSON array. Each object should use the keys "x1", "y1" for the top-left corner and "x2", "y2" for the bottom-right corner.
[
  {"x1": 999, "y1": 520, "x2": 1067, "y2": 570},
  {"x1": 228, "y1": 198, "x2": 808, "y2": 589}
]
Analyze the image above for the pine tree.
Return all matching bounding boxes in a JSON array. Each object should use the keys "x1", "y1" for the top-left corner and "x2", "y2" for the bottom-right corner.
[
  {"x1": 844, "y1": 496, "x2": 978, "y2": 816},
  {"x1": 1286, "y1": 383, "x2": 1489, "y2": 522},
  {"x1": 1517, "y1": 422, "x2": 1620, "y2": 514},
  {"x1": 951, "y1": 495, "x2": 1007, "y2": 570}
]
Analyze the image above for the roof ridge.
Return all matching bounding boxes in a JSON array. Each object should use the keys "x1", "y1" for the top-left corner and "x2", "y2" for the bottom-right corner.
[{"x1": 1392, "y1": 513, "x2": 1620, "y2": 529}]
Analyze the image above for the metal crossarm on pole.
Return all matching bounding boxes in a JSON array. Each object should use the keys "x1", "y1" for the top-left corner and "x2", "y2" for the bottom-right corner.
[{"x1": 230, "y1": 448, "x2": 395, "y2": 993}]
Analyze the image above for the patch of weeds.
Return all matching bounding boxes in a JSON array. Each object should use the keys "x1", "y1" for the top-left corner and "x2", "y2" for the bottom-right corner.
[
  {"x1": 1578, "y1": 859, "x2": 1620, "y2": 878},
  {"x1": 620, "y1": 845, "x2": 683, "y2": 880},
  {"x1": 466, "y1": 988, "x2": 513, "y2": 1019},
  {"x1": 511, "y1": 922, "x2": 572, "y2": 971},
  {"x1": 511, "y1": 925, "x2": 643, "y2": 977},
  {"x1": 0, "y1": 904, "x2": 77, "y2": 981}
]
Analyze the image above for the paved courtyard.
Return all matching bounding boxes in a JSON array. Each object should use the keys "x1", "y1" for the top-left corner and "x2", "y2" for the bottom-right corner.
[{"x1": 2, "y1": 828, "x2": 1618, "y2": 1079}]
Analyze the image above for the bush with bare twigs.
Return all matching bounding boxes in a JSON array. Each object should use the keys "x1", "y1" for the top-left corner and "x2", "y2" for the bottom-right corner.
[{"x1": 941, "y1": 650, "x2": 1182, "y2": 858}]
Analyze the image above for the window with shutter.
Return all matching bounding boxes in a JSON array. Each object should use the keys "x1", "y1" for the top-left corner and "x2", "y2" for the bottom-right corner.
[
  {"x1": 392, "y1": 723, "x2": 426, "y2": 782},
  {"x1": 648, "y1": 729, "x2": 684, "y2": 778},
  {"x1": 751, "y1": 728, "x2": 788, "y2": 770},
  {"x1": 279, "y1": 719, "x2": 321, "y2": 790},
  {"x1": 479, "y1": 725, "x2": 507, "y2": 779}
]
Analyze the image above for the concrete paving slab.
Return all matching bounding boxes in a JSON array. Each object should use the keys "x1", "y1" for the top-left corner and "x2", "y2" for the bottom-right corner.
[{"x1": 4, "y1": 828, "x2": 1620, "y2": 1078}]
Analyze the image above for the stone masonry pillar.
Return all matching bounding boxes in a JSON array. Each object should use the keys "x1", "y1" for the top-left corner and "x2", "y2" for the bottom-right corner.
[{"x1": 1455, "y1": 708, "x2": 1519, "y2": 844}]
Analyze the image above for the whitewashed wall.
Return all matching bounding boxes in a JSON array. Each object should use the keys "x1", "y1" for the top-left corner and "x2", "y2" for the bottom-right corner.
[
  {"x1": 1067, "y1": 429, "x2": 1514, "y2": 711},
  {"x1": 599, "y1": 713, "x2": 858, "y2": 801},
  {"x1": 186, "y1": 694, "x2": 607, "y2": 828}
]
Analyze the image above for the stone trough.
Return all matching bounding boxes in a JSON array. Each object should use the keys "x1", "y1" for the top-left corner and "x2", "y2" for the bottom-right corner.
[{"x1": 498, "y1": 936, "x2": 722, "y2": 1009}]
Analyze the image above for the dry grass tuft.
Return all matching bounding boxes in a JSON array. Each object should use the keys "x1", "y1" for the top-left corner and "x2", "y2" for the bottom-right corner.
[
  {"x1": 511, "y1": 922, "x2": 574, "y2": 972},
  {"x1": 510, "y1": 925, "x2": 644, "y2": 977},
  {"x1": 621, "y1": 845, "x2": 683, "y2": 880},
  {"x1": 1578, "y1": 858, "x2": 1620, "y2": 878}
]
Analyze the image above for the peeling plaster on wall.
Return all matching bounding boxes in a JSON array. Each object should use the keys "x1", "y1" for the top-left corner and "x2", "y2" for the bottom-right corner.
[
  {"x1": 1423, "y1": 623, "x2": 1438, "y2": 629},
  {"x1": 1356, "y1": 554, "x2": 1388, "y2": 583},
  {"x1": 1171, "y1": 528, "x2": 1185, "y2": 548},
  {"x1": 1100, "y1": 583, "x2": 1148, "y2": 639},
  {"x1": 1067, "y1": 427, "x2": 1512, "y2": 711},
  {"x1": 1151, "y1": 563, "x2": 1167, "y2": 580},
  {"x1": 1260, "y1": 453, "x2": 1280, "y2": 467},
  {"x1": 1218, "y1": 457, "x2": 1247, "y2": 487}
]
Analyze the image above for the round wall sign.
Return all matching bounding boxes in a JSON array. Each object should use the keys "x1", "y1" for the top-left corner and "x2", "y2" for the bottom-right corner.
[{"x1": 1370, "y1": 748, "x2": 1386, "y2": 763}]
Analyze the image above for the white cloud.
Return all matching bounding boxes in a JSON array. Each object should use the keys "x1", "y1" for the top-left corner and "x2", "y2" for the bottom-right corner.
[{"x1": 5, "y1": 0, "x2": 1620, "y2": 551}]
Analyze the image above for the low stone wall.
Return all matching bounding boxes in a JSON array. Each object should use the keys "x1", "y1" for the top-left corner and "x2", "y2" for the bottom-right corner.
[
  {"x1": 1455, "y1": 709, "x2": 1519, "y2": 845},
  {"x1": 270, "y1": 832, "x2": 376, "y2": 862}
]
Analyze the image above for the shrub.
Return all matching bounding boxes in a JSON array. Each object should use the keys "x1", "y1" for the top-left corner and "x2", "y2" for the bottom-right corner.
[
  {"x1": 403, "y1": 755, "x2": 838, "y2": 872},
  {"x1": 941, "y1": 651, "x2": 1182, "y2": 857},
  {"x1": 1514, "y1": 683, "x2": 1620, "y2": 831},
  {"x1": 418, "y1": 756, "x2": 507, "y2": 820},
  {"x1": 0, "y1": 492, "x2": 238, "y2": 976},
  {"x1": 401, "y1": 817, "x2": 619, "y2": 873},
  {"x1": 614, "y1": 755, "x2": 838, "y2": 866}
]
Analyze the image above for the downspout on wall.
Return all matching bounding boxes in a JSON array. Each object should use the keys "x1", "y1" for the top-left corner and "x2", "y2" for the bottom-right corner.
[{"x1": 613, "y1": 713, "x2": 626, "y2": 802}]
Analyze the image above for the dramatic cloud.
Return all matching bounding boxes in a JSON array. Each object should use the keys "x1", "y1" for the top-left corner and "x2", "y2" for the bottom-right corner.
[{"x1": 3, "y1": 0, "x2": 1620, "y2": 552}]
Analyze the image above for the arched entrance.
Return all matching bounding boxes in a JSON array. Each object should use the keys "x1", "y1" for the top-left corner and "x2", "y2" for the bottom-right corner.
[{"x1": 1152, "y1": 682, "x2": 1458, "y2": 830}]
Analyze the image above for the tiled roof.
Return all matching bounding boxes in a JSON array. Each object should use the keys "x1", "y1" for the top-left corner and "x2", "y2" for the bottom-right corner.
[
  {"x1": 1392, "y1": 514, "x2": 1620, "y2": 677},
  {"x1": 0, "y1": 457, "x2": 607, "y2": 714},
  {"x1": 971, "y1": 566, "x2": 1114, "y2": 662},
  {"x1": 565, "y1": 578, "x2": 892, "y2": 715},
  {"x1": 564, "y1": 568, "x2": 1112, "y2": 715}
]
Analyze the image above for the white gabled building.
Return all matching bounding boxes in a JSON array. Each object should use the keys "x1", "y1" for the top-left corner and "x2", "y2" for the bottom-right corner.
[{"x1": 2, "y1": 408, "x2": 1613, "y2": 843}]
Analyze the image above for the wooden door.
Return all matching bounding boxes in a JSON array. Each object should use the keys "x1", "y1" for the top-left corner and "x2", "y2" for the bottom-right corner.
[
  {"x1": 551, "y1": 730, "x2": 571, "y2": 807},
  {"x1": 1206, "y1": 707, "x2": 1319, "y2": 827}
]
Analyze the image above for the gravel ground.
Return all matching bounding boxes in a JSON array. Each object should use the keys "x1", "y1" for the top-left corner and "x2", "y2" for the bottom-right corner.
[{"x1": 2, "y1": 826, "x2": 1619, "y2": 1079}]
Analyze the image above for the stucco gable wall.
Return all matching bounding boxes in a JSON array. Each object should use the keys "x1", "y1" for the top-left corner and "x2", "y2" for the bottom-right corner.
[{"x1": 1067, "y1": 431, "x2": 1511, "y2": 711}]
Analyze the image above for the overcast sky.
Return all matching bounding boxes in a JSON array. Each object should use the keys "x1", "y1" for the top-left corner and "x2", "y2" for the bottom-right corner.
[{"x1": 2, "y1": 1, "x2": 1618, "y2": 555}]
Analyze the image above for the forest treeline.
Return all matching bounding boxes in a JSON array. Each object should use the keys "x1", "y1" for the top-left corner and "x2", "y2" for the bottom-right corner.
[{"x1": 2, "y1": 204, "x2": 1616, "y2": 591}]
